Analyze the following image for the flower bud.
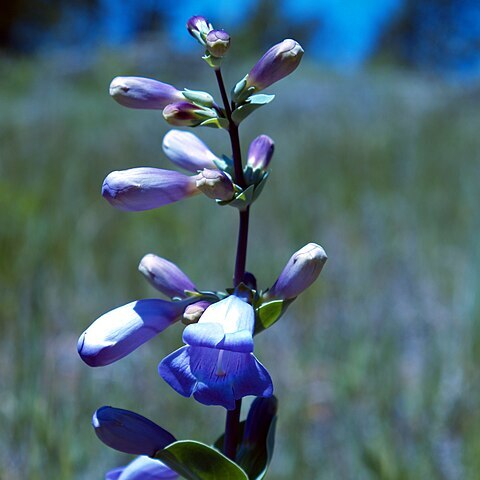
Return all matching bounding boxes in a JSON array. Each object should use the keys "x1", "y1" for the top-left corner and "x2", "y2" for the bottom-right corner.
[
  {"x1": 163, "y1": 102, "x2": 217, "y2": 127},
  {"x1": 138, "y1": 254, "x2": 197, "y2": 299},
  {"x1": 268, "y1": 243, "x2": 327, "y2": 299},
  {"x1": 182, "y1": 300, "x2": 212, "y2": 325},
  {"x1": 206, "y1": 30, "x2": 231, "y2": 58},
  {"x1": 195, "y1": 169, "x2": 234, "y2": 201},
  {"x1": 186, "y1": 16, "x2": 213, "y2": 45},
  {"x1": 92, "y1": 406, "x2": 176, "y2": 456},
  {"x1": 162, "y1": 130, "x2": 220, "y2": 173},
  {"x1": 109, "y1": 77, "x2": 183, "y2": 110},
  {"x1": 247, "y1": 39, "x2": 304, "y2": 92},
  {"x1": 102, "y1": 167, "x2": 198, "y2": 211},
  {"x1": 77, "y1": 299, "x2": 186, "y2": 367},
  {"x1": 247, "y1": 135, "x2": 275, "y2": 170}
]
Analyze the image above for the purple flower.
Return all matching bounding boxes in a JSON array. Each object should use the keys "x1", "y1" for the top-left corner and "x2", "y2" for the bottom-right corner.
[
  {"x1": 162, "y1": 130, "x2": 220, "y2": 173},
  {"x1": 159, "y1": 295, "x2": 273, "y2": 410},
  {"x1": 247, "y1": 135, "x2": 275, "y2": 170},
  {"x1": 93, "y1": 406, "x2": 176, "y2": 456},
  {"x1": 102, "y1": 168, "x2": 199, "y2": 211},
  {"x1": 109, "y1": 77, "x2": 183, "y2": 110},
  {"x1": 195, "y1": 169, "x2": 234, "y2": 201},
  {"x1": 186, "y1": 15, "x2": 213, "y2": 45},
  {"x1": 77, "y1": 299, "x2": 188, "y2": 367},
  {"x1": 247, "y1": 39, "x2": 304, "y2": 92},
  {"x1": 268, "y1": 243, "x2": 327, "y2": 300},
  {"x1": 138, "y1": 254, "x2": 197, "y2": 299},
  {"x1": 163, "y1": 102, "x2": 217, "y2": 127},
  {"x1": 206, "y1": 30, "x2": 231, "y2": 58},
  {"x1": 106, "y1": 456, "x2": 178, "y2": 480}
]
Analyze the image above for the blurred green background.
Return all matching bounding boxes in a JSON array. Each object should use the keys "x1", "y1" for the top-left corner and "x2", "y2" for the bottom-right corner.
[{"x1": 2, "y1": 2, "x2": 480, "y2": 479}]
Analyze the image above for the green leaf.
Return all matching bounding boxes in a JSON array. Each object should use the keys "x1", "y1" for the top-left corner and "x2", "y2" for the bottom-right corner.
[
  {"x1": 155, "y1": 440, "x2": 248, "y2": 480},
  {"x1": 254, "y1": 298, "x2": 294, "y2": 334},
  {"x1": 231, "y1": 94, "x2": 275, "y2": 125}
]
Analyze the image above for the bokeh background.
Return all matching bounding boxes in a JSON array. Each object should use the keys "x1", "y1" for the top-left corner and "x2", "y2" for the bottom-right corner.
[{"x1": 1, "y1": 1, "x2": 480, "y2": 478}]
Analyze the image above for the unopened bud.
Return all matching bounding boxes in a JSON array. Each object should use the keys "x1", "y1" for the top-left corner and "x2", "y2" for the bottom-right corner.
[
  {"x1": 139, "y1": 254, "x2": 197, "y2": 299},
  {"x1": 109, "y1": 77, "x2": 183, "y2": 109},
  {"x1": 187, "y1": 15, "x2": 213, "y2": 46},
  {"x1": 162, "y1": 130, "x2": 220, "y2": 173},
  {"x1": 163, "y1": 102, "x2": 217, "y2": 127},
  {"x1": 195, "y1": 169, "x2": 234, "y2": 201},
  {"x1": 268, "y1": 243, "x2": 327, "y2": 299},
  {"x1": 206, "y1": 30, "x2": 231, "y2": 58},
  {"x1": 102, "y1": 168, "x2": 198, "y2": 211},
  {"x1": 92, "y1": 406, "x2": 176, "y2": 456},
  {"x1": 247, "y1": 135, "x2": 275, "y2": 170},
  {"x1": 246, "y1": 39, "x2": 304, "y2": 93}
]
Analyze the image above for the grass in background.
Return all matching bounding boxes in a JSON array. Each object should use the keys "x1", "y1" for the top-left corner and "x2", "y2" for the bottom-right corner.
[{"x1": 1, "y1": 48, "x2": 479, "y2": 479}]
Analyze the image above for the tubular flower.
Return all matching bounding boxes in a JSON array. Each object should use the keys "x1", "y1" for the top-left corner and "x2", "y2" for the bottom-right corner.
[
  {"x1": 267, "y1": 243, "x2": 327, "y2": 300},
  {"x1": 162, "y1": 130, "x2": 220, "y2": 173},
  {"x1": 105, "y1": 456, "x2": 178, "y2": 480},
  {"x1": 78, "y1": 299, "x2": 190, "y2": 367},
  {"x1": 159, "y1": 295, "x2": 273, "y2": 410},
  {"x1": 102, "y1": 168, "x2": 199, "y2": 211},
  {"x1": 93, "y1": 406, "x2": 176, "y2": 456},
  {"x1": 138, "y1": 254, "x2": 197, "y2": 299},
  {"x1": 109, "y1": 77, "x2": 183, "y2": 110}
]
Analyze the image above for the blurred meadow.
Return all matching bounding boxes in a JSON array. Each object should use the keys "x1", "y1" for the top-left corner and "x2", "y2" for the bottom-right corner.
[{"x1": 2, "y1": 2, "x2": 480, "y2": 479}]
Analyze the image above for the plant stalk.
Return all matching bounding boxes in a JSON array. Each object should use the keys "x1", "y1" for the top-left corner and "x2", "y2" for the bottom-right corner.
[{"x1": 215, "y1": 67, "x2": 251, "y2": 460}]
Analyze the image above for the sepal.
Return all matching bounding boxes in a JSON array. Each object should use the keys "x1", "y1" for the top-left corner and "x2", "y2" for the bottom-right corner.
[{"x1": 231, "y1": 95, "x2": 275, "y2": 125}]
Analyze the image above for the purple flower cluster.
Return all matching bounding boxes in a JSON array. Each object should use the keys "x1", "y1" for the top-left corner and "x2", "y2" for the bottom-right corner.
[{"x1": 79, "y1": 14, "x2": 326, "y2": 479}]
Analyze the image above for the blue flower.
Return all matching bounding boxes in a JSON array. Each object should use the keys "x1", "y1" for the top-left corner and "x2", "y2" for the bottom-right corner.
[
  {"x1": 158, "y1": 295, "x2": 273, "y2": 410},
  {"x1": 106, "y1": 455, "x2": 178, "y2": 480}
]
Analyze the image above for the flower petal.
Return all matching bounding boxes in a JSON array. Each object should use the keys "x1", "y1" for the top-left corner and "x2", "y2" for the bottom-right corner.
[
  {"x1": 159, "y1": 346, "x2": 273, "y2": 410},
  {"x1": 183, "y1": 323, "x2": 253, "y2": 353},
  {"x1": 158, "y1": 346, "x2": 197, "y2": 398},
  {"x1": 198, "y1": 295, "x2": 254, "y2": 334}
]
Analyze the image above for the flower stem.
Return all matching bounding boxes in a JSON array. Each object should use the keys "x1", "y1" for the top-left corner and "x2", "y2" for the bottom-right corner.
[
  {"x1": 215, "y1": 68, "x2": 250, "y2": 460},
  {"x1": 224, "y1": 399, "x2": 242, "y2": 460},
  {"x1": 214, "y1": 69, "x2": 246, "y2": 188}
]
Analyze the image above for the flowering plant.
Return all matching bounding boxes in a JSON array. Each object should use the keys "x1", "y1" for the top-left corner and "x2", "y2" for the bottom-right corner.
[{"x1": 78, "y1": 15, "x2": 326, "y2": 479}]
